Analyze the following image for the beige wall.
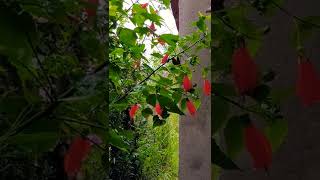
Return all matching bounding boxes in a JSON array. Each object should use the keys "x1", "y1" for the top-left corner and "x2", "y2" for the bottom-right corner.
[
  {"x1": 221, "y1": 0, "x2": 320, "y2": 179},
  {"x1": 179, "y1": 0, "x2": 211, "y2": 179}
]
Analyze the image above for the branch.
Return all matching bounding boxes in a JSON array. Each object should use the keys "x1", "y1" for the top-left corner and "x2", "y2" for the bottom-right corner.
[
  {"x1": 270, "y1": 0, "x2": 320, "y2": 29},
  {"x1": 111, "y1": 34, "x2": 207, "y2": 104},
  {"x1": 213, "y1": 92, "x2": 274, "y2": 120}
]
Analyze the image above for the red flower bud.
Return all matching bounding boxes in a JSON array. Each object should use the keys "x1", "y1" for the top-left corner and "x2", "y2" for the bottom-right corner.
[
  {"x1": 161, "y1": 54, "x2": 169, "y2": 64},
  {"x1": 296, "y1": 58, "x2": 320, "y2": 106},
  {"x1": 129, "y1": 104, "x2": 139, "y2": 120},
  {"x1": 148, "y1": 22, "x2": 156, "y2": 32},
  {"x1": 64, "y1": 137, "x2": 92, "y2": 176},
  {"x1": 183, "y1": 75, "x2": 192, "y2": 92},
  {"x1": 155, "y1": 103, "x2": 163, "y2": 116},
  {"x1": 232, "y1": 47, "x2": 258, "y2": 94},
  {"x1": 244, "y1": 124, "x2": 272, "y2": 170},
  {"x1": 186, "y1": 99, "x2": 196, "y2": 116},
  {"x1": 203, "y1": 79, "x2": 211, "y2": 96},
  {"x1": 140, "y1": 3, "x2": 148, "y2": 9},
  {"x1": 84, "y1": 0, "x2": 99, "y2": 17}
]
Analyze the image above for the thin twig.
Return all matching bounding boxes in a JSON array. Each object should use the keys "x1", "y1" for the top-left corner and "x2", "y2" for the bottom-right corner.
[{"x1": 213, "y1": 92, "x2": 274, "y2": 119}]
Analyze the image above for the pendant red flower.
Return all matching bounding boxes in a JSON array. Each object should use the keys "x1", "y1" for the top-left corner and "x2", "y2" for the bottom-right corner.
[
  {"x1": 183, "y1": 75, "x2": 192, "y2": 92},
  {"x1": 232, "y1": 47, "x2": 258, "y2": 95},
  {"x1": 129, "y1": 104, "x2": 139, "y2": 120},
  {"x1": 244, "y1": 124, "x2": 272, "y2": 170},
  {"x1": 186, "y1": 99, "x2": 196, "y2": 116},
  {"x1": 84, "y1": 0, "x2": 99, "y2": 17},
  {"x1": 64, "y1": 137, "x2": 92, "y2": 176},
  {"x1": 203, "y1": 79, "x2": 211, "y2": 96},
  {"x1": 155, "y1": 103, "x2": 163, "y2": 116},
  {"x1": 161, "y1": 54, "x2": 169, "y2": 64},
  {"x1": 140, "y1": 3, "x2": 148, "y2": 9},
  {"x1": 149, "y1": 22, "x2": 156, "y2": 32},
  {"x1": 296, "y1": 59, "x2": 320, "y2": 106}
]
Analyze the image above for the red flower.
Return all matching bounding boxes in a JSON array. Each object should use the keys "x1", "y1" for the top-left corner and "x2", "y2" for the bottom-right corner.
[
  {"x1": 183, "y1": 75, "x2": 192, "y2": 92},
  {"x1": 203, "y1": 79, "x2": 211, "y2": 96},
  {"x1": 64, "y1": 137, "x2": 92, "y2": 176},
  {"x1": 84, "y1": 0, "x2": 99, "y2": 17},
  {"x1": 148, "y1": 22, "x2": 156, "y2": 32},
  {"x1": 155, "y1": 103, "x2": 163, "y2": 116},
  {"x1": 296, "y1": 59, "x2": 320, "y2": 106},
  {"x1": 140, "y1": 3, "x2": 148, "y2": 9},
  {"x1": 186, "y1": 99, "x2": 196, "y2": 116},
  {"x1": 244, "y1": 124, "x2": 272, "y2": 170},
  {"x1": 161, "y1": 54, "x2": 169, "y2": 64},
  {"x1": 232, "y1": 47, "x2": 258, "y2": 94},
  {"x1": 129, "y1": 104, "x2": 139, "y2": 120}
]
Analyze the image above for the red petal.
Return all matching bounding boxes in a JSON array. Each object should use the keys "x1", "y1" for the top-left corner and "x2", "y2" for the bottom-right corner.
[
  {"x1": 186, "y1": 99, "x2": 196, "y2": 116},
  {"x1": 183, "y1": 75, "x2": 192, "y2": 92},
  {"x1": 296, "y1": 59, "x2": 320, "y2": 106},
  {"x1": 232, "y1": 48, "x2": 258, "y2": 94},
  {"x1": 64, "y1": 137, "x2": 92, "y2": 176},
  {"x1": 129, "y1": 104, "x2": 139, "y2": 120},
  {"x1": 203, "y1": 79, "x2": 211, "y2": 96},
  {"x1": 155, "y1": 103, "x2": 163, "y2": 116},
  {"x1": 149, "y1": 23, "x2": 156, "y2": 32},
  {"x1": 140, "y1": 3, "x2": 148, "y2": 8},
  {"x1": 161, "y1": 54, "x2": 169, "y2": 64},
  {"x1": 245, "y1": 124, "x2": 272, "y2": 169}
]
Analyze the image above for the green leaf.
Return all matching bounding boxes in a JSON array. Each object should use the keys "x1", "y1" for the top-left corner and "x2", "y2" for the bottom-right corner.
[
  {"x1": 159, "y1": 34, "x2": 179, "y2": 46},
  {"x1": 159, "y1": 0, "x2": 171, "y2": 8},
  {"x1": 117, "y1": 28, "x2": 137, "y2": 46},
  {"x1": 196, "y1": 15, "x2": 206, "y2": 32},
  {"x1": 265, "y1": 119, "x2": 288, "y2": 152},
  {"x1": 153, "y1": 115, "x2": 166, "y2": 127},
  {"x1": 212, "y1": 96, "x2": 230, "y2": 134},
  {"x1": 158, "y1": 95, "x2": 184, "y2": 115},
  {"x1": 224, "y1": 116, "x2": 245, "y2": 158},
  {"x1": 109, "y1": 129, "x2": 129, "y2": 152},
  {"x1": 142, "y1": 108, "x2": 153, "y2": 118},
  {"x1": 146, "y1": 94, "x2": 157, "y2": 106},
  {"x1": 212, "y1": 139, "x2": 241, "y2": 170},
  {"x1": 9, "y1": 132, "x2": 59, "y2": 153}
]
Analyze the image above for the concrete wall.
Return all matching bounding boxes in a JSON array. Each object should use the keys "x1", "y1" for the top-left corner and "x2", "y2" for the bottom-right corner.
[
  {"x1": 179, "y1": 0, "x2": 211, "y2": 179},
  {"x1": 221, "y1": 0, "x2": 320, "y2": 179}
]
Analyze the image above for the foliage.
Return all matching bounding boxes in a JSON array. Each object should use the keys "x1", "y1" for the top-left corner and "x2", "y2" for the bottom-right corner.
[{"x1": 0, "y1": 0, "x2": 108, "y2": 178}]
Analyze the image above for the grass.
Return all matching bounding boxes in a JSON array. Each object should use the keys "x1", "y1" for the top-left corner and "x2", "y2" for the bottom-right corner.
[{"x1": 137, "y1": 114, "x2": 179, "y2": 180}]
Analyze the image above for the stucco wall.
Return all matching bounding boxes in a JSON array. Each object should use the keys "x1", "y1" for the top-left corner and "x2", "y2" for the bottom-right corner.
[
  {"x1": 179, "y1": 0, "x2": 211, "y2": 179},
  {"x1": 221, "y1": 0, "x2": 320, "y2": 179}
]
